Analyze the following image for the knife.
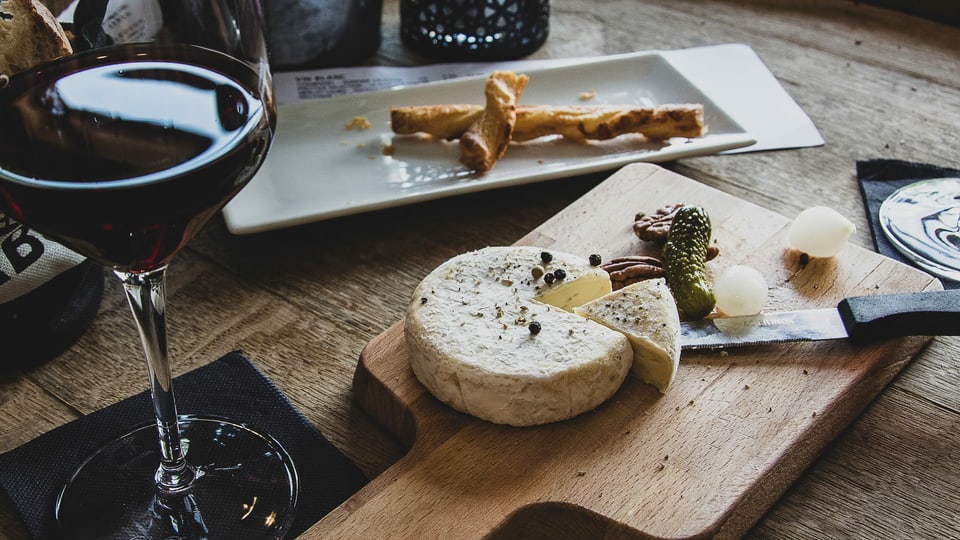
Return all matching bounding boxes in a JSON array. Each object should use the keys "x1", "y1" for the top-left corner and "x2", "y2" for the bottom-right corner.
[{"x1": 680, "y1": 289, "x2": 960, "y2": 350}]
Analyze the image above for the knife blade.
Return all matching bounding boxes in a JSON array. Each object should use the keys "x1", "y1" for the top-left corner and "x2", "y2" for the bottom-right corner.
[{"x1": 680, "y1": 289, "x2": 960, "y2": 350}]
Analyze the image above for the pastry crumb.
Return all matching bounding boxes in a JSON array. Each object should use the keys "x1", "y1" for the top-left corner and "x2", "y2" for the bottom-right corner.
[
  {"x1": 345, "y1": 116, "x2": 372, "y2": 130},
  {"x1": 579, "y1": 89, "x2": 597, "y2": 101}
]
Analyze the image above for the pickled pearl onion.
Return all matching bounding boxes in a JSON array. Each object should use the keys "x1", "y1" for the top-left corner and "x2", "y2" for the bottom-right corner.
[
  {"x1": 714, "y1": 265, "x2": 768, "y2": 316},
  {"x1": 787, "y1": 206, "x2": 856, "y2": 258}
]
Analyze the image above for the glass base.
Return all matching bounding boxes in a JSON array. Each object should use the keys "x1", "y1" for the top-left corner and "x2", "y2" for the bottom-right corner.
[
  {"x1": 55, "y1": 416, "x2": 299, "y2": 540},
  {"x1": 879, "y1": 177, "x2": 960, "y2": 283}
]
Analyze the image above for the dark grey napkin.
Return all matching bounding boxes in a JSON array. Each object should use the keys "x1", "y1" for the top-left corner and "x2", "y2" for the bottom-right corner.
[
  {"x1": 856, "y1": 158, "x2": 960, "y2": 289},
  {"x1": 0, "y1": 351, "x2": 368, "y2": 539}
]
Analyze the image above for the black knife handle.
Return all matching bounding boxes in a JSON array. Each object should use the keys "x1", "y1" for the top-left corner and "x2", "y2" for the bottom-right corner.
[{"x1": 837, "y1": 289, "x2": 960, "y2": 343}]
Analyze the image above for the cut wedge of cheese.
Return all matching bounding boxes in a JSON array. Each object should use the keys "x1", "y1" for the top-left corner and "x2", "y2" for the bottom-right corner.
[
  {"x1": 574, "y1": 279, "x2": 681, "y2": 393},
  {"x1": 405, "y1": 246, "x2": 632, "y2": 426}
]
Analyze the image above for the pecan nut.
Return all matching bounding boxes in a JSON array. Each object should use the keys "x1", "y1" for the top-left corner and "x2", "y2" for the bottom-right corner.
[
  {"x1": 602, "y1": 255, "x2": 666, "y2": 290},
  {"x1": 633, "y1": 203, "x2": 683, "y2": 243}
]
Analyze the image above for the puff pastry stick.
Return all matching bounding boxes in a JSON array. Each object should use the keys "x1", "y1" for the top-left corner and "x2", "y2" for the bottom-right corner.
[
  {"x1": 391, "y1": 103, "x2": 707, "y2": 142},
  {"x1": 457, "y1": 71, "x2": 528, "y2": 172}
]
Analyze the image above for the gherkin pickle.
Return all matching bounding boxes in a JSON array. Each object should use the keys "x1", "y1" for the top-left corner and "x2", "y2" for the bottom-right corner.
[{"x1": 663, "y1": 205, "x2": 716, "y2": 320}]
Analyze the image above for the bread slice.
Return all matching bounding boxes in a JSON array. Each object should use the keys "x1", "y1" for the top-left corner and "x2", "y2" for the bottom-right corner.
[{"x1": 0, "y1": 0, "x2": 72, "y2": 76}]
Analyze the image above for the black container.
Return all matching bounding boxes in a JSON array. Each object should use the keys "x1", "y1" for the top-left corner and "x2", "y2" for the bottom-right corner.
[
  {"x1": 0, "y1": 259, "x2": 104, "y2": 372},
  {"x1": 400, "y1": 0, "x2": 549, "y2": 61},
  {"x1": 265, "y1": 0, "x2": 384, "y2": 71}
]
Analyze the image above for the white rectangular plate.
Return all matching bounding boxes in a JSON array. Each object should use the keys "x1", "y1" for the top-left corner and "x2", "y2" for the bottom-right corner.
[{"x1": 223, "y1": 52, "x2": 755, "y2": 234}]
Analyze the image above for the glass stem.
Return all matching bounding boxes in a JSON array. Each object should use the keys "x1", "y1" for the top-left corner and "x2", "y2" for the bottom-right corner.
[{"x1": 117, "y1": 267, "x2": 196, "y2": 493}]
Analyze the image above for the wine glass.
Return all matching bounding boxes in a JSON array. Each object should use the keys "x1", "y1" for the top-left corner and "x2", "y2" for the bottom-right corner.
[
  {"x1": 879, "y1": 177, "x2": 960, "y2": 283},
  {"x1": 0, "y1": 1, "x2": 297, "y2": 538}
]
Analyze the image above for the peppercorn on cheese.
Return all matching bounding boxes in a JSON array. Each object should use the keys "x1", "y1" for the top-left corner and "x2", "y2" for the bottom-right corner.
[
  {"x1": 405, "y1": 246, "x2": 632, "y2": 426},
  {"x1": 574, "y1": 279, "x2": 681, "y2": 393}
]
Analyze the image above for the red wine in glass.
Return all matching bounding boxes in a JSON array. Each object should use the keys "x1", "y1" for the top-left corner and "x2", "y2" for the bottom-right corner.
[
  {"x1": 0, "y1": 43, "x2": 271, "y2": 272},
  {"x1": 0, "y1": 42, "x2": 298, "y2": 539}
]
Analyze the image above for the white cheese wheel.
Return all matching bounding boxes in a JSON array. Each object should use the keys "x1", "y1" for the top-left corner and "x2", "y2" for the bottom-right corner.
[
  {"x1": 574, "y1": 279, "x2": 681, "y2": 393},
  {"x1": 405, "y1": 246, "x2": 632, "y2": 426}
]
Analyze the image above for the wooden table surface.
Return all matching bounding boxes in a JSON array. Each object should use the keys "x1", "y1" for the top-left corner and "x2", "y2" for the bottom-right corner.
[{"x1": 3, "y1": 0, "x2": 959, "y2": 538}]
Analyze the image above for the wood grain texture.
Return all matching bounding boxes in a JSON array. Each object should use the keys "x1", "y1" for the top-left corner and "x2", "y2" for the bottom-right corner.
[
  {"x1": 1, "y1": 1, "x2": 958, "y2": 538},
  {"x1": 308, "y1": 164, "x2": 940, "y2": 538}
]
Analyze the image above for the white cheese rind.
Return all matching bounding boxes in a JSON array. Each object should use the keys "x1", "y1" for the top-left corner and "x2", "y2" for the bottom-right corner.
[
  {"x1": 574, "y1": 279, "x2": 681, "y2": 393},
  {"x1": 405, "y1": 246, "x2": 631, "y2": 426}
]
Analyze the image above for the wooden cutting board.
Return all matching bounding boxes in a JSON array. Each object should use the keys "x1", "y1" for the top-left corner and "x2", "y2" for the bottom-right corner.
[{"x1": 309, "y1": 163, "x2": 940, "y2": 539}]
